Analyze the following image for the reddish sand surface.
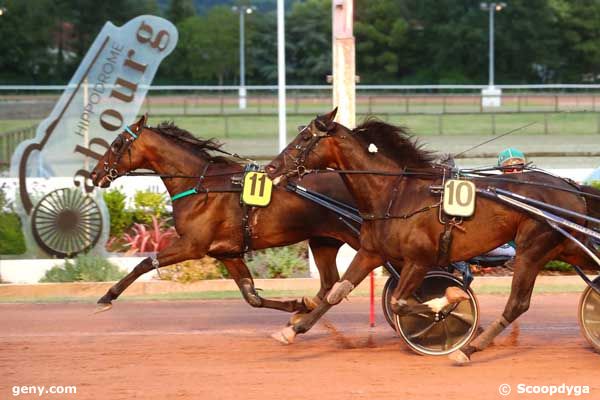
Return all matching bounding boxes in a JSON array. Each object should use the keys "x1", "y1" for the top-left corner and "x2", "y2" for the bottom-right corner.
[{"x1": 1, "y1": 293, "x2": 598, "y2": 400}]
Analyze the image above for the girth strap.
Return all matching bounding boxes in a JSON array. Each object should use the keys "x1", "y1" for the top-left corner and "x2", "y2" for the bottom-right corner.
[{"x1": 437, "y1": 220, "x2": 455, "y2": 267}]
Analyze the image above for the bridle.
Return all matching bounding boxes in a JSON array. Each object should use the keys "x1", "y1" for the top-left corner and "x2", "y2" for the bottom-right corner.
[
  {"x1": 279, "y1": 118, "x2": 334, "y2": 179},
  {"x1": 103, "y1": 124, "x2": 141, "y2": 182}
]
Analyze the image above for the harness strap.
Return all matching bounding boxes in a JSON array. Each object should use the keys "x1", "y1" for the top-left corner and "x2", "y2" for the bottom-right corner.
[
  {"x1": 171, "y1": 189, "x2": 199, "y2": 201},
  {"x1": 124, "y1": 126, "x2": 138, "y2": 139},
  {"x1": 360, "y1": 201, "x2": 441, "y2": 221},
  {"x1": 241, "y1": 203, "x2": 253, "y2": 253},
  {"x1": 437, "y1": 220, "x2": 455, "y2": 267}
]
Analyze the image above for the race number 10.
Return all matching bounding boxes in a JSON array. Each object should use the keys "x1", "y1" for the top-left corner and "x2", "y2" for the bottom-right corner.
[
  {"x1": 242, "y1": 172, "x2": 273, "y2": 207},
  {"x1": 443, "y1": 179, "x2": 476, "y2": 217}
]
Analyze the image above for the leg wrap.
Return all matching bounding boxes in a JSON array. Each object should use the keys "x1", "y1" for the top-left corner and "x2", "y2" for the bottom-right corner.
[
  {"x1": 470, "y1": 316, "x2": 509, "y2": 351},
  {"x1": 239, "y1": 278, "x2": 263, "y2": 307},
  {"x1": 390, "y1": 297, "x2": 409, "y2": 316},
  {"x1": 326, "y1": 280, "x2": 355, "y2": 305},
  {"x1": 151, "y1": 257, "x2": 161, "y2": 278}
]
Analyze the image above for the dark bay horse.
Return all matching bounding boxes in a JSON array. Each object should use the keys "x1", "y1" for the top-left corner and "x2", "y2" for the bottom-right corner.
[
  {"x1": 266, "y1": 108, "x2": 600, "y2": 363},
  {"x1": 90, "y1": 114, "x2": 365, "y2": 316}
]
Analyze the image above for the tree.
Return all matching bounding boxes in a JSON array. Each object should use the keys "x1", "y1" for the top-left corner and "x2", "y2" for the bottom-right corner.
[
  {"x1": 551, "y1": 0, "x2": 600, "y2": 82},
  {"x1": 166, "y1": 7, "x2": 238, "y2": 84},
  {"x1": 355, "y1": 0, "x2": 409, "y2": 83},
  {"x1": 0, "y1": 0, "x2": 56, "y2": 83},
  {"x1": 167, "y1": 0, "x2": 196, "y2": 24},
  {"x1": 286, "y1": 0, "x2": 332, "y2": 84}
]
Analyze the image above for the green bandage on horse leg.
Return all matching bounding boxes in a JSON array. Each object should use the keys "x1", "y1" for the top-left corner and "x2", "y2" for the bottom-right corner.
[
  {"x1": 326, "y1": 280, "x2": 355, "y2": 305},
  {"x1": 470, "y1": 316, "x2": 509, "y2": 350}
]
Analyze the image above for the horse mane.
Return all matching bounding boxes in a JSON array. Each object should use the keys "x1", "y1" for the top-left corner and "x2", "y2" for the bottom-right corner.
[
  {"x1": 352, "y1": 118, "x2": 436, "y2": 167},
  {"x1": 149, "y1": 122, "x2": 237, "y2": 164}
]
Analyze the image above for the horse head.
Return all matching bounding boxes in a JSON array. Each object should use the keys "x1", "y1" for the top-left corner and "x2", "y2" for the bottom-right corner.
[
  {"x1": 90, "y1": 114, "x2": 150, "y2": 188},
  {"x1": 266, "y1": 107, "x2": 344, "y2": 184}
]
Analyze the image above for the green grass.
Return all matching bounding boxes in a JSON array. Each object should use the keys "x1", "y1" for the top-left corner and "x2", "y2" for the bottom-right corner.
[
  {"x1": 0, "y1": 119, "x2": 38, "y2": 133},
  {"x1": 159, "y1": 112, "x2": 600, "y2": 139}
]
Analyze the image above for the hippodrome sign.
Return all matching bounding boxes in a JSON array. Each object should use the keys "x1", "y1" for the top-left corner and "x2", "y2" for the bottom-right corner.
[{"x1": 9, "y1": 16, "x2": 178, "y2": 257}]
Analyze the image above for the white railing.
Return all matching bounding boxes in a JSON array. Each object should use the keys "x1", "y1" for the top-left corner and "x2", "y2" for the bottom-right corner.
[{"x1": 3, "y1": 83, "x2": 600, "y2": 91}]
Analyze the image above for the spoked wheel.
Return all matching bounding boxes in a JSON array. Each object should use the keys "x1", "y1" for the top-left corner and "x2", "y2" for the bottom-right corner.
[
  {"x1": 578, "y1": 277, "x2": 600, "y2": 353},
  {"x1": 31, "y1": 188, "x2": 103, "y2": 258},
  {"x1": 383, "y1": 271, "x2": 479, "y2": 356},
  {"x1": 382, "y1": 275, "x2": 400, "y2": 330}
]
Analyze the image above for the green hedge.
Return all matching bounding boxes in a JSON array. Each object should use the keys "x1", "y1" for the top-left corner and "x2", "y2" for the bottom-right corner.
[
  {"x1": 40, "y1": 255, "x2": 126, "y2": 282},
  {"x1": 0, "y1": 212, "x2": 26, "y2": 255}
]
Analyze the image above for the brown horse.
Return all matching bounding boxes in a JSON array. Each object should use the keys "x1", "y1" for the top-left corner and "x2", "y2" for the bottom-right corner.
[
  {"x1": 90, "y1": 114, "x2": 367, "y2": 316},
  {"x1": 266, "y1": 109, "x2": 599, "y2": 363}
]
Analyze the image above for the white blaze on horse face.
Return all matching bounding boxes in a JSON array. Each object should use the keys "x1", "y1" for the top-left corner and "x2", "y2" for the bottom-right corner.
[{"x1": 368, "y1": 143, "x2": 378, "y2": 153}]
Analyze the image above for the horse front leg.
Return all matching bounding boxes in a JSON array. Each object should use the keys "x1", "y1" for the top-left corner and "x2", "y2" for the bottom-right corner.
[
  {"x1": 271, "y1": 248, "x2": 383, "y2": 345},
  {"x1": 221, "y1": 258, "x2": 308, "y2": 313},
  {"x1": 95, "y1": 237, "x2": 198, "y2": 313}
]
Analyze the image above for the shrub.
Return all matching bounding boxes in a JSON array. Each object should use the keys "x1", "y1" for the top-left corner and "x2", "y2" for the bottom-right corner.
[
  {"x1": 120, "y1": 216, "x2": 177, "y2": 255},
  {"x1": 588, "y1": 180, "x2": 600, "y2": 190},
  {"x1": 103, "y1": 188, "x2": 134, "y2": 237},
  {"x1": 544, "y1": 260, "x2": 574, "y2": 272},
  {"x1": 133, "y1": 190, "x2": 168, "y2": 225},
  {"x1": 247, "y1": 243, "x2": 309, "y2": 278},
  {"x1": 160, "y1": 257, "x2": 227, "y2": 282},
  {"x1": 0, "y1": 212, "x2": 26, "y2": 255},
  {"x1": 40, "y1": 255, "x2": 126, "y2": 282}
]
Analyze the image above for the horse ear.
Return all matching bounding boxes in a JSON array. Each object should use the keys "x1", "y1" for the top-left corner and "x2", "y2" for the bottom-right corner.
[
  {"x1": 137, "y1": 113, "x2": 148, "y2": 128},
  {"x1": 324, "y1": 107, "x2": 338, "y2": 123},
  {"x1": 315, "y1": 107, "x2": 338, "y2": 132}
]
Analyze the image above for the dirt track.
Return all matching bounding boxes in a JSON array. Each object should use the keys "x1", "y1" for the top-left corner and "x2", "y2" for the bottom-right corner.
[{"x1": 1, "y1": 294, "x2": 598, "y2": 400}]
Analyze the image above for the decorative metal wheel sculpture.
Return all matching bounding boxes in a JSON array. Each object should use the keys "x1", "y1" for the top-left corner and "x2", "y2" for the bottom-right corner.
[
  {"x1": 578, "y1": 277, "x2": 600, "y2": 353},
  {"x1": 382, "y1": 272, "x2": 479, "y2": 356},
  {"x1": 31, "y1": 188, "x2": 103, "y2": 257}
]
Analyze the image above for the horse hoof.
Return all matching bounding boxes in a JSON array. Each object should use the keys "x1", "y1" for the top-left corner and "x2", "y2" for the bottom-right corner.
[
  {"x1": 271, "y1": 326, "x2": 296, "y2": 345},
  {"x1": 302, "y1": 296, "x2": 320, "y2": 311},
  {"x1": 448, "y1": 350, "x2": 470, "y2": 365},
  {"x1": 94, "y1": 303, "x2": 113, "y2": 314}
]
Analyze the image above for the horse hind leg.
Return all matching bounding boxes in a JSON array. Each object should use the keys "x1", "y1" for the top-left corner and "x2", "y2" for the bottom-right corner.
[
  {"x1": 222, "y1": 258, "x2": 308, "y2": 313},
  {"x1": 450, "y1": 228, "x2": 565, "y2": 365},
  {"x1": 271, "y1": 248, "x2": 383, "y2": 345}
]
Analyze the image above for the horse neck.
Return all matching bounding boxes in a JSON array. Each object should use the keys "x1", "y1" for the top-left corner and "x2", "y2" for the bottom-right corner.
[
  {"x1": 138, "y1": 132, "x2": 224, "y2": 199},
  {"x1": 331, "y1": 136, "x2": 412, "y2": 214}
]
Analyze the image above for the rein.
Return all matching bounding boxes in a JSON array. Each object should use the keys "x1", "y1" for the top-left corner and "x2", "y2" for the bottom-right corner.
[
  {"x1": 105, "y1": 124, "x2": 248, "y2": 201},
  {"x1": 299, "y1": 167, "x2": 600, "y2": 202}
]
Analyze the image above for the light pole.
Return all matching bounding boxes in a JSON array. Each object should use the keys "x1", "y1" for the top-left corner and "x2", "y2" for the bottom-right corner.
[
  {"x1": 232, "y1": 4, "x2": 256, "y2": 110},
  {"x1": 480, "y1": 2, "x2": 506, "y2": 107}
]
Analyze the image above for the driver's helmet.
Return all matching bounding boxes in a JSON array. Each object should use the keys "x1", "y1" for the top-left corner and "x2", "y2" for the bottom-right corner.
[{"x1": 497, "y1": 148, "x2": 526, "y2": 172}]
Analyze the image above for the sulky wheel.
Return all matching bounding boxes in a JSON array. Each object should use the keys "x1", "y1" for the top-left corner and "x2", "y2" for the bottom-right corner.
[
  {"x1": 31, "y1": 188, "x2": 103, "y2": 258},
  {"x1": 383, "y1": 271, "x2": 479, "y2": 356},
  {"x1": 578, "y1": 277, "x2": 600, "y2": 353},
  {"x1": 381, "y1": 275, "x2": 399, "y2": 330}
]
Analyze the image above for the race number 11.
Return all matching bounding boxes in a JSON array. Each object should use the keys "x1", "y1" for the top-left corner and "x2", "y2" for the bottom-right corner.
[
  {"x1": 242, "y1": 172, "x2": 273, "y2": 207},
  {"x1": 443, "y1": 179, "x2": 476, "y2": 217}
]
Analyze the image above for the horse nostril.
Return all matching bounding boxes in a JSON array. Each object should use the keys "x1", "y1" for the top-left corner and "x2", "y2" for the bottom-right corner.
[
  {"x1": 265, "y1": 164, "x2": 277, "y2": 174},
  {"x1": 90, "y1": 171, "x2": 97, "y2": 180}
]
